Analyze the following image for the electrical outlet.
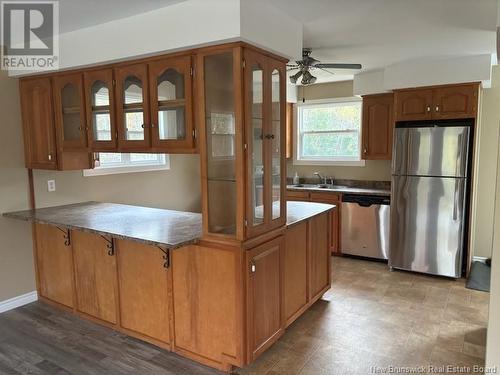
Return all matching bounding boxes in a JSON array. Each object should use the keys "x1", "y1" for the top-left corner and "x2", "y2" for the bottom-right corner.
[{"x1": 47, "y1": 180, "x2": 56, "y2": 192}]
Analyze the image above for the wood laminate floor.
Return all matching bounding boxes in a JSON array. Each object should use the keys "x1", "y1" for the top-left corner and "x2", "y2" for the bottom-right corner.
[{"x1": 0, "y1": 257, "x2": 490, "y2": 375}]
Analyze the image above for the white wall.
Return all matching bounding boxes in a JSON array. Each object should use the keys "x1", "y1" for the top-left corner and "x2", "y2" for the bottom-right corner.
[
  {"x1": 11, "y1": 0, "x2": 302, "y2": 76},
  {"x1": 486, "y1": 117, "x2": 500, "y2": 368},
  {"x1": 240, "y1": 0, "x2": 302, "y2": 61},
  {"x1": 353, "y1": 54, "x2": 493, "y2": 95},
  {"x1": 471, "y1": 66, "x2": 500, "y2": 258},
  {"x1": 0, "y1": 72, "x2": 36, "y2": 302}
]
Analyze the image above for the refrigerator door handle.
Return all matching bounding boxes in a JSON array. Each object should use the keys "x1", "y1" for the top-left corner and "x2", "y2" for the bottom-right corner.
[{"x1": 452, "y1": 178, "x2": 465, "y2": 221}]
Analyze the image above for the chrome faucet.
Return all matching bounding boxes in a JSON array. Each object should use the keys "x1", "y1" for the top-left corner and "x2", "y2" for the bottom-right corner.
[{"x1": 313, "y1": 172, "x2": 327, "y2": 185}]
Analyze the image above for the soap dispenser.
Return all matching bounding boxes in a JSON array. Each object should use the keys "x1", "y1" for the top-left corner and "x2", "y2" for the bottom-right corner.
[{"x1": 293, "y1": 172, "x2": 300, "y2": 185}]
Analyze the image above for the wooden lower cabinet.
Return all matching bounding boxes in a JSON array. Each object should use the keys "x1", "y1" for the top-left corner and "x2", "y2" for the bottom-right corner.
[
  {"x1": 172, "y1": 245, "x2": 242, "y2": 370},
  {"x1": 72, "y1": 231, "x2": 118, "y2": 324},
  {"x1": 310, "y1": 192, "x2": 341, "y2": 255},
  {"x1": 33, "y1": 215, "x2": 332, "y2": 372},
  {"x1": 35, "y1": 223, "x2": 74, "y2": 308},
  {"x1": 246, "y1": 236, "x2": 284, "y2": 362},
  {"x1": 284, "y1": 222, "x2": 308, "y2": 325},
  {"x1": 309, "y1": 213, "x2": 331, "y2": 299},
  {"x1": 116, "y1": 240, "x2": 171, "y2": 346}
]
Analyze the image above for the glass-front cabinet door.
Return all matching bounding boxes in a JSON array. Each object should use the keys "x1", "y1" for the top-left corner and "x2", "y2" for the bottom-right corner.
[
  {"x1": 149, "y1": 55, "x2": 194, "y2": 151},
  {"x1": 53, "y1": 73, "x2": 87, "y2": 150},
  {"x1": 114, "y1": 63, "x2": 150, "y2": 150},
  {"x1": 198, "y1": 48, "x2": 243, "y2": 239},
  {"x1": 269, "y1": 60, "x2": 286, "y2": 227},
  {"x1": 84, "y1": 69, "x2": 116, "y2": 150},
  {"x1": 245, "y1": 50, "x2": 286, "y2": 238}
]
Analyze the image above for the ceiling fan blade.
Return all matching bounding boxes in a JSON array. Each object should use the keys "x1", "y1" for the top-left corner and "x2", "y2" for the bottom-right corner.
[
  {"x1": 315, "y1": 63, "x2": 362, "y2": 70},
  {"x1": 316, "y1": 67, "x2": 336, "y2": 76}
]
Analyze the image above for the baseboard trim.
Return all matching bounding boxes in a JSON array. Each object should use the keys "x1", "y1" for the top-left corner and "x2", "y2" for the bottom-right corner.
[
  {"x1": 473, "y1": 256, "x2": 489, "y2": 263},
  {"x1": 0, "y1": 291, "x2": 38, "y2": 314}
]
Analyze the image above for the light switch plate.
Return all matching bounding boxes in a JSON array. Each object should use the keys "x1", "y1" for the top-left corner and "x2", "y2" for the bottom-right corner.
[{"x1": 47, "y1": 180, "x2": 56, "y2": 192}]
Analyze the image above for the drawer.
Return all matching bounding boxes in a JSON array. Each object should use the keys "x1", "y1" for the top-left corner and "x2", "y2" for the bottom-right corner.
[
  {"x1": 286, "y1": 190, "x2": 310, "y2": 201},
  {"x1": 310, "y1": 191, "x2": 341, "y2": 203}
]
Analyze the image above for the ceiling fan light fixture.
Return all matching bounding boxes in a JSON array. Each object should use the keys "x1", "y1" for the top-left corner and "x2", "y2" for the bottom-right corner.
[
  {"x1": 301, "y1": 70, "x2": 316, "y2": 85},
  {"x1": 290, "y1": 70, "x2": 302, "y2": 84}
]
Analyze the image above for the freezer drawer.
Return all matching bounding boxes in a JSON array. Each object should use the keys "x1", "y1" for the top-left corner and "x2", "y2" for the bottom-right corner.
[
  {"x1": 341, "y1": 195, "x2": 390, "y2": 260},
  {"x1": 392, "y1": 126, "x2": 470, "y2": 177},
  {"x1": 390, "y1": 175, "x2": 466, "y2": 278}
]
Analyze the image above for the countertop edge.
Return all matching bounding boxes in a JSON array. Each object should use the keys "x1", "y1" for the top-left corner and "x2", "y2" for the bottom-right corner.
[
  {"x1": 3, "y1": 211, "x2": 199, "y2": 250},
  {"x1": 286, "y1": 203, "x2": 336, "y2": 228},
  {"x1": 286, "y1": 185, "x2": 391, "y2": 196}
]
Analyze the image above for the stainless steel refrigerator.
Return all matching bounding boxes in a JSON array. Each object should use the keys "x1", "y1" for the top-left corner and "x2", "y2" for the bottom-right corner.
[{"x1": 390, "y1": 123, "x2": 470, "y2": 278}]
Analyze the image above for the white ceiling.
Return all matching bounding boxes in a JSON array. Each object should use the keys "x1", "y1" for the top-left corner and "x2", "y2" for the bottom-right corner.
[
  {"x1": 59, "y1": 0, "x2": 185, "y2": 33},
  {"x1": 269, "y1": 0, "x2": 498, "y2": 84}
]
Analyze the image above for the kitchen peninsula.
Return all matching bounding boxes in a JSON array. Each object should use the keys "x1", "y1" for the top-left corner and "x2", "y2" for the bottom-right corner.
[{"x1": 3, "y1": 200, "x2": 334, "y2": 372}]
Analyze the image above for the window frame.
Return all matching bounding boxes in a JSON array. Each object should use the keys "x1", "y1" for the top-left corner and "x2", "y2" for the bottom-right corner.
[
  {"x1": 83, "y1": 153, "x2": 170, "y2": 176},
  {"x1": 294, "y1": 97, "x2": 365, "y2": 166}
]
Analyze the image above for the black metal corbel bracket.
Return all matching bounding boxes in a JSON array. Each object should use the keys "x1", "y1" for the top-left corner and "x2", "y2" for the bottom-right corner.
[
  {"x1": 157, "y1": 246, "x2": 170, "y2": 269},
  {"x1": 56, "y1": 226, "x2": 71, "y2": 246},
  {"x1": 99, "y1": 235, "x2": 115, "y2": 256}
]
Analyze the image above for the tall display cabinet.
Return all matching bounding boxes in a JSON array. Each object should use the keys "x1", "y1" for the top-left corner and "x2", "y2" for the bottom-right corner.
[
  {"x1": 197, "y1": 44, "x2": 286, "y2": 242},
  {"x1": 195, "y1": 43, "x2": 287, "y2": 366}
]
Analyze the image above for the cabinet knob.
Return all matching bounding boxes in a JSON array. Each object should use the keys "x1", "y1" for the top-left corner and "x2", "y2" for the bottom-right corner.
[
  {"x1": 250, "y1": 262, "x2": 256, "y2": 273},
  {"x1": 363, "y1": 147, "x2": 367, "y2": 154},
  {"x1": 48, "y1": 154, "x2": 52, "y2": 161},
  {"x1": 151, "y1": 123, "x2": 155, "y2": 128},
  {"x1": 426, "y1": 106, "x2": 431, "y2": 112},
  {"x1": 435, "y1": 105, "x2": 440, "y2": 112}
]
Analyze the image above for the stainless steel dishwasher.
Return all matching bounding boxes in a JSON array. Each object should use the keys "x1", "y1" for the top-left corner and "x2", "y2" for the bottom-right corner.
[{"x1": 341, "y1": 194, "x2": 390, "y2": 260}]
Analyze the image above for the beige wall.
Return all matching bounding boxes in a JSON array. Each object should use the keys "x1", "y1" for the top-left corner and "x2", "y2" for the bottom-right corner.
[
  {"x1": 0, "y1": 71, "x2": 36, "y2": 302},
  {"x1": 486, "y1": 120, "x2": 500, "y2": 368},
  {"x1": 33, "y1": 155, "x2": 201, "y2": 212},
  {"x1": 471, "y1": 66, "x2": 500, "y2": 258},
  {"x1": 290, "y1": 80, "x2": 392, "y2": 181},
  {"x1": 0, "y1": 71, "x2": 202, "y2": 303}
]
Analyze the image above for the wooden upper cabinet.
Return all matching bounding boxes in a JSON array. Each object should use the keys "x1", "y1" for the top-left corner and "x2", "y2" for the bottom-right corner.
[
  {"x1": 114, "y1": 63, "x2": 150, "y2": 150},
  {"x1": 246, "y1": 236, "x2": 283, "y2": 361},
  {"x1": 149, "y1": 55, "x2": 194, "y2": 151},
  {"x1": 84, "y1": 68, "x2": 117, "y2": 150},
  {"x1": 432, "y1": 84, "x2": 479, "y2": 120},
  {"x1": 52, "y1": 73, "x2": 88, "y2": 150},
  {"x1": 19, "y1": 77, "x2": 58, "y2": 169},
  {"x1": 245, "y1": 49, "x2": 286, "y2": 239},
  {"x1": 394, "y1": 83, "x2": 480, "y2": 122},
  {"x1": 394, "y1": 89, "x2": 433, "y2": 122},
  {"x1": 361, "y1": 93, "x2": 394, "y2": 160}
]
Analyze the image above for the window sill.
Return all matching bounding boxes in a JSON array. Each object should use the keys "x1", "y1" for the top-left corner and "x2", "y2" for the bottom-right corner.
[
  {"x1": 83, "y1": 164, "x2": 170, "y2": 177},
  {"x1": 293, "y1": 159, "x2": 366, "y2": 167}
]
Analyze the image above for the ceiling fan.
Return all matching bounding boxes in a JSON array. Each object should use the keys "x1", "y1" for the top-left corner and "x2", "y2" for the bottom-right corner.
[{"x1": 287, "y1": 48, "x2": 362, "y2": 85}]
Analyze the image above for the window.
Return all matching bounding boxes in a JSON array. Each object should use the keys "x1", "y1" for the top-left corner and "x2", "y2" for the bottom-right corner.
[
  {"x1": 83, "y1": 153, "x2": 170, "y2": 176},
  {"x1": 295, "y1": 98, "x2": 363, "y2": 165}
]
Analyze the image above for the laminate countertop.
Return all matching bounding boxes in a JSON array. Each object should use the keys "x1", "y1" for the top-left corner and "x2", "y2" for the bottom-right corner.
[
  {"x1": 3, "y1": 202, "x2": 202, "y2": 249},
  {"x1": 287, "y1": 184, "x2": 391, "y2": 196},
  {"x1": 3, "y1": 201, "x2": 335, "y2": 248}
]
